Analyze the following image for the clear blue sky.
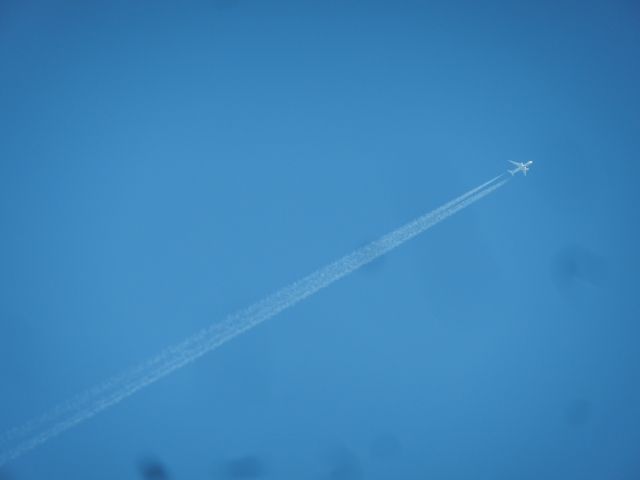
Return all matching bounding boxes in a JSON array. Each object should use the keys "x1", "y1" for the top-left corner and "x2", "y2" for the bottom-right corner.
[{"x1": 1, "y1": 1, "x2": 639, "y2": 479}]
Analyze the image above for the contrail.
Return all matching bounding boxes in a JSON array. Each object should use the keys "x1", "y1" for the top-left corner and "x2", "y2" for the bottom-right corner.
[{"x1": 0, "y1": 173, "x2": 509, "y2": 466}]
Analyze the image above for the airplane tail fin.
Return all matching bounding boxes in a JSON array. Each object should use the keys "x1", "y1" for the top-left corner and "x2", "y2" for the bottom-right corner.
[{"x1": 508, "y1": 169, "x2": 517, "y2": 176}]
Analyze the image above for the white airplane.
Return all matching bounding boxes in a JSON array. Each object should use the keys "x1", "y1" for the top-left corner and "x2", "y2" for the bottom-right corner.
[{"x1": 508, "y1": 160, "x2": 533, "y2": 176}]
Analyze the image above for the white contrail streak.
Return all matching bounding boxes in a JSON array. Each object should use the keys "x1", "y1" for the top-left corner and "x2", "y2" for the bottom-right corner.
[{"x1": 0, "y1": 173, "x2": 509, "y2": 466}]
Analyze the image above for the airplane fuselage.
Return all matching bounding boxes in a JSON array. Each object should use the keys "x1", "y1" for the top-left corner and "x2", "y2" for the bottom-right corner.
[{"x1": 509, "y1": 160, "x2": 533, "y2": 176}]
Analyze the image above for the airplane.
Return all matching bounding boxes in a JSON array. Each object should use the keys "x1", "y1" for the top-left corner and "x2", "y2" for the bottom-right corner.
[{"x1": 508, "y1": 160, "x2": 533, "y2": 176}]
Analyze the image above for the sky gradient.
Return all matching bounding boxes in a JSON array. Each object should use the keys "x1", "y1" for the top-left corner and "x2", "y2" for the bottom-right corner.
[{"x1": 1, "y1": 1, "x2": 639, "y2": 479}]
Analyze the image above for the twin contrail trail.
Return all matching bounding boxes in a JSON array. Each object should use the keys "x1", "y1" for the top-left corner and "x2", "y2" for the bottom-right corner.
[{"x1": 0, "y1": 172, "x2": 510, "y2": 466}]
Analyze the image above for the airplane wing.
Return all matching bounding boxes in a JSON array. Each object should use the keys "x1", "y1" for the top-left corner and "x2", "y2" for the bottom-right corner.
[{"x1": 509, "y1": 160, "x2": 520, "y2": 166}]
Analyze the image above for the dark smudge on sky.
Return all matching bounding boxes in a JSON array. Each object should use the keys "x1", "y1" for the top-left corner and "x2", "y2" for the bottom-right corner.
[
  {"x1": 138, "y1": 458, "x2": 171, "y2": 480},
  {"x1": 551, "y1": 245, "x2": 608, "y2": 291},
  {"x1": 221, "y1": 454, "x2": 267, "y2": 479}
]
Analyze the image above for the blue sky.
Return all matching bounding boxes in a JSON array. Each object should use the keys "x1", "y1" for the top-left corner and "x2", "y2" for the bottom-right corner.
[{"x1": 1, "y1": 1, "x2": 639, "y2": 479}]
